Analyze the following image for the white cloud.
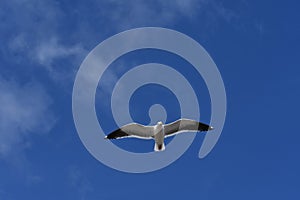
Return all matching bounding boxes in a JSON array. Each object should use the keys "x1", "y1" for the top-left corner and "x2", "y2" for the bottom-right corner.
[
  {"x1": 68, "y1": 166, "x2": 93, "y2": 200},
  {"x1": 33, "y1": 38, "x2": 87, "y2": 69},
  {"x1": 7, "y1": 35, "x2": 88, "y2": 86},
  {"x1": 2, "y1": 0, "x2": 87, "y2": 83},
  {"x1": 0, "y1": 76, "x2": 56, "y2": 159},
  {"x1": 97, "y1": 0, "x2": 201, "y2": 29},
  {"x1": 8, "y1": 34, "x2": 87, "y2": 69},
  {"x1": 95, "y1": 0, "x2": 239, "y2": 32},
  {"x1": 2, "y1": 0, "x2": 241, "y2": 83}
]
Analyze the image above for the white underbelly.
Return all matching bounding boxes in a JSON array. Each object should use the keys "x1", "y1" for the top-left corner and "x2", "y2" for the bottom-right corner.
[{"x1": 154, "y1": 128, "x2": 165, "y2": 151}]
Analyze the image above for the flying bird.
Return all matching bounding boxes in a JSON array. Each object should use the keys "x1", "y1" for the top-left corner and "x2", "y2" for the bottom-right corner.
[{"x1": 105, "y1": 118, "x2": 213, "y2": 151}]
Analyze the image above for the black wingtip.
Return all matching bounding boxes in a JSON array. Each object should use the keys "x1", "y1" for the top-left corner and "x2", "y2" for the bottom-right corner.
[
  {"x1": 104, "y1": 134, "x2": 116, "y2": 140},
  {"x1": 197, "y1": 122, "x2": 214, "y2": 132},
  {"x1": 105, "y1": 128, "x2": 129, "y2": 139}
]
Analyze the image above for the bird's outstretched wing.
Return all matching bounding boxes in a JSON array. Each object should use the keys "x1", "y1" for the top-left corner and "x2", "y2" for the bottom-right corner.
[
  {"x1": 164, "y1": 118, "x2": 213, "y2": 138},
  {"x1": 105, "y1": 123, "x2": 154, "y2": 139}
]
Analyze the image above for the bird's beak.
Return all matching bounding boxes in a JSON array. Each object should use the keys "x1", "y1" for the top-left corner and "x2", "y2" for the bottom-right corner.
[{"x1": 208, "y1": 126, "x2": 214, "y2": 130}]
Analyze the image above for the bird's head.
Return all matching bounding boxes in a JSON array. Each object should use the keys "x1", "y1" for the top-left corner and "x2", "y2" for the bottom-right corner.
[{"x1": 157, "y1": 121, "x2": 163, "y2": 125}]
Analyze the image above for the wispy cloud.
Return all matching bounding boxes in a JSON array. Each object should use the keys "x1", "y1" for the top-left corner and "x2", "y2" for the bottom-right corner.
[
  {"x1": 8, "y1": 35, "x2": 86, "y2": 70},
  {"x1": 68, "y1": 166, "x2": 93, "y2": 200},
  {"x1": 33, "y1": 38, "x2": 85, "y2": 67},
  {"x1": 1, "y1": 0, "x2": 243, "y2": 83},
  {"x1": 30, "y1": 37, "x2": 87, "y2": 84},
  {"x1": 95, "y1": 0, "x2": 240, "y2": 32},
  {"x1": 0, "y1": 76, "x2": 56, "y2": 161},
  {"x1": 1, "y1": 0, "x2": 87, "y2": 83},
  {"x1": 97, "y1": 0, "x2": 202, "y2": 29}
]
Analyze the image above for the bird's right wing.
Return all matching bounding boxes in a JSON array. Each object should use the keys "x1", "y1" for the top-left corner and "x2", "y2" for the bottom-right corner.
[
  {"x1": 164, "y1": 119, "x2": 213, "y2": 138},
  {"x1": 105, "y1": 123, "x2": 154, "y2": 139}
]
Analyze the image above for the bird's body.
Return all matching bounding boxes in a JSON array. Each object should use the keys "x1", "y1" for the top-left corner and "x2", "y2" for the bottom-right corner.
[
  {"x1": 105, "y1": 118, "x2": 213, "y2": 151},
  {"x1": 153, "y1": 121, "x2": 165, "y2": 151}
]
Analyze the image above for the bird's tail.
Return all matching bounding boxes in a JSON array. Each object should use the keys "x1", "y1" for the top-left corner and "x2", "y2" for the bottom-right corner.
[{"x1": 154, "y1": 143, "x2": 165, "y2": 152}]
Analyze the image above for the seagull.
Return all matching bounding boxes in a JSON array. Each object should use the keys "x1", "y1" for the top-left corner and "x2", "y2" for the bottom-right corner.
[{"x1": 105, "y1": 118, "x2": 213, "y2": 152}]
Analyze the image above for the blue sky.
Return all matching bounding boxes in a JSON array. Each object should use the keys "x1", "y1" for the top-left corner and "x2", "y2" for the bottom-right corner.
[{"x1": 1, "y1": 0, "x2": 300, "y2": 199}]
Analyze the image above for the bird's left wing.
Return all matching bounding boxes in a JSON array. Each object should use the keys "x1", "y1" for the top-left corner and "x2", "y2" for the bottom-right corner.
[
  {"x1": 164, "y1": 118, "x2": 213, "y2": 138},
  {"x1": 105, "y1": 123, "x2": 154, "y2": 139}
]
